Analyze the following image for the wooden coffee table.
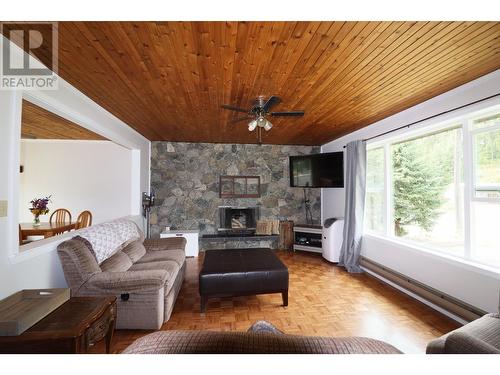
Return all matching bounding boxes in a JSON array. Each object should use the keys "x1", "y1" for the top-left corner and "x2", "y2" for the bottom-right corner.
[{"x1": 0, "y1": 296, "x2": 116, "y2": 354}]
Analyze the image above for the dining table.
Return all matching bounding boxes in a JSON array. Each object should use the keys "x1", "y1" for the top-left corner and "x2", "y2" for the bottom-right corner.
[{"x1": 20, "y1": 221, "x2": 76, "y2": 240}]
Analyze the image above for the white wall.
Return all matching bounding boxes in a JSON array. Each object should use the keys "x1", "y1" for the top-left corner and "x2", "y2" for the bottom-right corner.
[
  {"x1": 19, "y1": 140, "x2": 132, "y2": 225},
  {"x1": 321, "y1": 69, "x2": 500, "y2": 313},
  {"x1": 0, "y1": 36, "x2": 150, "y2": 300}
]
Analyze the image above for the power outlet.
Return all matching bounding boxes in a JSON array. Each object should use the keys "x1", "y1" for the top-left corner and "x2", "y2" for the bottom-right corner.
[{"x1": 0, "y1": 200, "x2": 8, "y2": 217}]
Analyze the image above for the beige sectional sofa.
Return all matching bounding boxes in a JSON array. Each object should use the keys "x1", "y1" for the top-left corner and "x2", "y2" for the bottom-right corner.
[
  {"x1": 57, "y1": 219, "x2": 186, "y2": 330},
  {"x1": 426, "y1": 312, "x2": 500, "y2": 354},
  {"x1": 123, "y1": 321, "x2": 402, "y2": 354}
]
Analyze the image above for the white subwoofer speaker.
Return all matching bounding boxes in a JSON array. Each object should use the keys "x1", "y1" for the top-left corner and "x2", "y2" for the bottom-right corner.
[{"x1": 322, "y1": 218, "x2": 344, "y2": 263}]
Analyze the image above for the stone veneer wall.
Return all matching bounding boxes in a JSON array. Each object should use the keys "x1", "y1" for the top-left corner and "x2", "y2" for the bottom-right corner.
[{"x1": 150, "y1": 142, "x2": 321, "y2": 237}]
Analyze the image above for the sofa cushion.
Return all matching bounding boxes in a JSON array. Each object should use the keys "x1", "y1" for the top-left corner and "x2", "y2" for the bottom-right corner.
[
  {"x1": 137, "y1": 250, "x2": 185, "y2": 267},
  {"x1": 122, "y1": 240, "x2": 147, "y2": 263},
  {"x1": 143, "y1": 237, "x2": 186, "y2": 252},
  {"x1": 83, "y1": 269, "x2": 169, "y2": 293},
  {"x1": 100, "y1": 251, "x2": 133, "y2": 272},
  {"x1": 129, "y1": 260, "x2": 180, "y2": 295}
]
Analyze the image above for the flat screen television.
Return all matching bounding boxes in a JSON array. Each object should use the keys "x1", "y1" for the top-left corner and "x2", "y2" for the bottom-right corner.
[{"x1": 289, "y1": 152, "x2": 344, "y2": 188}]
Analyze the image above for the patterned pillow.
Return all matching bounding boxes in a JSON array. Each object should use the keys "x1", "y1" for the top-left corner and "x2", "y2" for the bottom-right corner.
[
  {"x1": 113, "y1": 218, "x2": 141, "y2": 248},
  {"x1": 77, "y1": 219, "x2": 141, "y2": 264}
]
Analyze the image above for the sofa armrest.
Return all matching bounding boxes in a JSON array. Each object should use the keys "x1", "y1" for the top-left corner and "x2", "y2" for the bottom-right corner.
[
  {"x1": 83, "y1": 269, "x2": 168, "y2": 293},
  {"x1": 445, "y1": 332, "x2": 500, "y2": 354},
  {"x1": 143, "y1": 237, "x2": 186, "y2": 252},
  {"x1": 122, "y1": 331, "x2": 402, "y2": 354}
]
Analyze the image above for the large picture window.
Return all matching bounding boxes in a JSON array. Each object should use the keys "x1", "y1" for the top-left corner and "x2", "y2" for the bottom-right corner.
[{"x1": 364, "y1": 104, "x2": 500, "y2": 268}]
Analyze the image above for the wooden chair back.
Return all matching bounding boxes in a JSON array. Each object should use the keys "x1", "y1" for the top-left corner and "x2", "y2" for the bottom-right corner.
[
  {"x1": 75, "y1": 210, "x2": 92, "y2": 230},
  {"x1": 50, "y1": 208, "x2": 72, "y2": 224}
]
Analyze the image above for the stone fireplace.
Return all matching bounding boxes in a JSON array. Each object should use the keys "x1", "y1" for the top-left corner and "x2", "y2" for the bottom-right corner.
[
  {"x1": 218, "y1": 206, "x2": 260, "y2": 233},
  {"x1": 150, "y1": 142, "x2": 321, "y2": 237}
]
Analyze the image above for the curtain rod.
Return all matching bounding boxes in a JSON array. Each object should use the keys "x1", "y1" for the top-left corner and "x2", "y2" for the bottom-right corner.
[{"x1": 343, "y1": 92, "x2": 500, "y2": 148}]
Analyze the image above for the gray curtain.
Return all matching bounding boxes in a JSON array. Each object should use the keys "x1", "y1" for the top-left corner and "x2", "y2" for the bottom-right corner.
[{"x1": 338, "y1": 140, "x2": 366, "y2": 273}]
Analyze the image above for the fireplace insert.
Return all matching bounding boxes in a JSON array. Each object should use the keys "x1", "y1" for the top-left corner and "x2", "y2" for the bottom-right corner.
[{"x1": 218, "y1": 206, "x2": 260, "y2": 233}]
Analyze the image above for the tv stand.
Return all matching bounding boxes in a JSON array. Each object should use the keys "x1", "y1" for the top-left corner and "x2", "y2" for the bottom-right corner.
[{"x1": 293, "y1": 224, "x2": 322, "y2": 253}]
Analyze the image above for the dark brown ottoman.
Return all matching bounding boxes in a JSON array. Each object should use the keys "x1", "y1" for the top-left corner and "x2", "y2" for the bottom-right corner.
[{"x1": 199, "y1": 248, "x2": 289, "y2": 312}]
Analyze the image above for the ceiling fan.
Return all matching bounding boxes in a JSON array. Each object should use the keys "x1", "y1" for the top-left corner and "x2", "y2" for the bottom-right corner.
[{"x1": 221, "y1": 95, "x2": 304, "y2": 143}]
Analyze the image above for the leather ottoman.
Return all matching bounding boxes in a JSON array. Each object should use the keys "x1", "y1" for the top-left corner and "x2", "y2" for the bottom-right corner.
[{"x1": 199, "y1": 248, "x2": 289, "y2": 312}]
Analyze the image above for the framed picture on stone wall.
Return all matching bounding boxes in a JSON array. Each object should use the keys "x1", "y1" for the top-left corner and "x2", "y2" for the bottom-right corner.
[
  {"x1": 247, "y1": 177, "x2": 260, "y2": 195},
  {"x1": 220, "y1": 177, "x2": 233, "y2": 195},
  {"x1": 219, "y1": 175, "x2": 260, "y2": 198},
  {"x1": 234, "y1": 177, "x2": 246, "y2": 195}
]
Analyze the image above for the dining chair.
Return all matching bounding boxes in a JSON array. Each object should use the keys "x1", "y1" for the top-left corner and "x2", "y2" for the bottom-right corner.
[
  {"x1": 50, "y1": 208, "x2": 72, "y2": 224},
  {"x1": 75, "y1": 210, "x2": 92, "y2": 230}
]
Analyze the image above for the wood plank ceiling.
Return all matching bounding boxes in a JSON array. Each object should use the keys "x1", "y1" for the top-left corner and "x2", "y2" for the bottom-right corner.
[
  {"x1": 21, "y1": 100, "x2": 106, "y2": 140},
  {"x1": 7, "y1": 22, "x2": 500, "y2": 145}
]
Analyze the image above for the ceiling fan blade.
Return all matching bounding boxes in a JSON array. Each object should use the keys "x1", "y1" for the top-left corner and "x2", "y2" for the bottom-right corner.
[
  {"x1": 263, "y1": 96, "x2": 281, "y2": 112},
  {"x1": 271, "y1": 111, "x2": 305, "y2": 117},
  {"x1": 229, "y1": 116, "x2": 254, "y2": 124},
  {"x1": 221, "y1": 104, "x2": 249, "y2": 113}
]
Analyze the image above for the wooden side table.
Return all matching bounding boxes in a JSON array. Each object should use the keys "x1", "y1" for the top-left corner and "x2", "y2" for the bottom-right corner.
[
  {"x1": 0, "y1": 296, "x2": 116, "y2": 354},
  {"x1": 279, "y1": 221, "x2": 294, "y2": 251}
]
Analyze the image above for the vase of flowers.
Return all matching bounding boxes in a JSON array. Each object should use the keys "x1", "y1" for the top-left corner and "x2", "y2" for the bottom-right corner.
[{"x1": 29, "y1": 196, "x2": 51, "y2": 226}]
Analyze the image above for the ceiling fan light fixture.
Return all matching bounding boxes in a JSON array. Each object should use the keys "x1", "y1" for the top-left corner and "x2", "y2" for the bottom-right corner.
[
  {"x1": 257, "y1": 116, "x2": 267, "y2": 127},
  {"x1": 264, "y1": 120, "x2": 273, "y2": 131},
  {"x1": 221, "y1": 96, "x2": 305, "y2": 137},
  {"x1": 248, "y1": 119, "x2": 258, "y2": 131}
]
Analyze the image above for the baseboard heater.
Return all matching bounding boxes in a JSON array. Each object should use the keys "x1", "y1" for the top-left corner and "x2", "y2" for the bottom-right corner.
[{"x1": 359, "y1": 256, "x2": 487, "y2": 322}]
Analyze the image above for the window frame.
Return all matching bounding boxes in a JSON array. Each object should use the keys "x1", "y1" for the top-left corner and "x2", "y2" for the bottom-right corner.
[
  {"x1": 364, "y1": 102, "x2": 500, "y2": 269},
  {"x1": 469, "y1": 121, "x2": 500, "y2": 204}
]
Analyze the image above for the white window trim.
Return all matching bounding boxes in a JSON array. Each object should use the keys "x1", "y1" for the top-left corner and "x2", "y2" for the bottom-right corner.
[
  {"x1": 365, "y1": 102, "x2": 500, "y2": 270},
  {"x1": 470, "y1": 121, "x2": 500, "y2": 203},
  {"x1": 463, "y1": 119, "x2": 473, "y2": 260}
]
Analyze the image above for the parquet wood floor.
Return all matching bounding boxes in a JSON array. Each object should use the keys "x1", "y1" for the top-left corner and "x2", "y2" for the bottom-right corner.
[{"x1": 109, "y1": 250, "x2": 460, "y2": 354}]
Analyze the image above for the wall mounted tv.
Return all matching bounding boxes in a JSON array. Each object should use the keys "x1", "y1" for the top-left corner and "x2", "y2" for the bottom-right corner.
[{"x1": 289, "y1": 152, "x2": 344, "y2": 188}]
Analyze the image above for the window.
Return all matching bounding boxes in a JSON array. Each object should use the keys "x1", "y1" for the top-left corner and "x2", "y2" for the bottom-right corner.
[
  {"x1": 364, "y1": 104, "x2": 500, "y2": 269},
  {"x1": 473, "y1": 127, "x2": 500, "y2": 198},
  {"x1": 471, "y1": 201, "x2": 500, "y2": 265},
  {"x1": 470, "y1": 110, "x2": 500, "y2": 266},
  {"x1": 391, "y1": 127, "x2": 464, "y2": 255}
]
